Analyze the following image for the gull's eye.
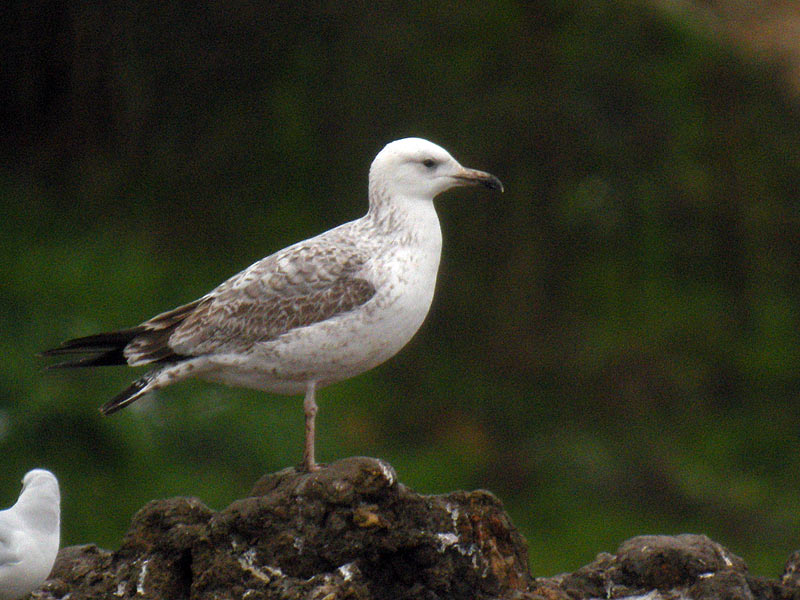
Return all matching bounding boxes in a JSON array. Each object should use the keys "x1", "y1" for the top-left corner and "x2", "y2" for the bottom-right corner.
[{"x1": 422, "y1": 159, "x2": 436, "y2": 169}]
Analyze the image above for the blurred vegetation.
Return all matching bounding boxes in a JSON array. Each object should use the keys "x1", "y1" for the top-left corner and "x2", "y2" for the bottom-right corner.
[{"x1": 2, "y1": 0, "x2": 800, "y2": 577}]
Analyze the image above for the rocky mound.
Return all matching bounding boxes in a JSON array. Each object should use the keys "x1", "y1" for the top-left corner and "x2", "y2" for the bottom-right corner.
[{"x1": 32, "y1": 457, "x2": 800, "y2": 599}]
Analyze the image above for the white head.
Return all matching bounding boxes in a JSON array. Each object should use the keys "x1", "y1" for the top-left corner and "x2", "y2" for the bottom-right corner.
[
  {"x1": 20, "y1": 469, "x2": 60, "y2": 500},
  {"x1": 16, "y1": 469, "x2": 60, "y2": 533},
  {"x1": 368, "y1": 138, "x2": 503, "y2": 203}
]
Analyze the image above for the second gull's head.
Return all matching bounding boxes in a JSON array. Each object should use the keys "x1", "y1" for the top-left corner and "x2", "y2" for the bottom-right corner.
[{"x1": 17, "y1": 468, "x2": 61, "y2": 528}]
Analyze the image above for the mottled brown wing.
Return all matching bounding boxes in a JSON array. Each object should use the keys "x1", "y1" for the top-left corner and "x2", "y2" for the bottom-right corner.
[{"x1": 154, "y1": 241, "x2": 376, "y2": 358}]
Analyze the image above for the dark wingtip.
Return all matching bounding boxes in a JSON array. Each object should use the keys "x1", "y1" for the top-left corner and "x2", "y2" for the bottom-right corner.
[
  {"x1": 40, "y1": 347, "x2": 78, "y2": 358},
  {"x1": 43, "y1": 361, "x2": 72, "y2": 371},
  {"x1": 41, "y1": 348, "x2": 128, "y2": 369},
  {"x1": 41, "y1": 328, "x2": 143, "y2": 356},
  {"x1": 99, "y1": 402, "x2": 122, "y2": 416}
]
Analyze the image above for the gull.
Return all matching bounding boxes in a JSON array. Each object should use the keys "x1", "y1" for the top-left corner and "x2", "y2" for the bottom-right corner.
[
  {"x1": 43, "y1": 138, "x2": 504, "y2": 471},
  {"x1": 0, "y1": 470, "x2": 60, "y2": 600}
]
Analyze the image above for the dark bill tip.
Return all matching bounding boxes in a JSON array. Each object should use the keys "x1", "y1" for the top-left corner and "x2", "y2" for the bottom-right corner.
[
  {"x1": 454, "y1": 169, "x2": 504, "y2": 193},
  {"x1": 480, "y1": 173, "x2": 504, "y2": 192}
]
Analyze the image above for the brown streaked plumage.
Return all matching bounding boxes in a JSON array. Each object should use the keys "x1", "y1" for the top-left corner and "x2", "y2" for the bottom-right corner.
[{"x1": 43, "y1": 137, "x2": 503, "y2": 471}]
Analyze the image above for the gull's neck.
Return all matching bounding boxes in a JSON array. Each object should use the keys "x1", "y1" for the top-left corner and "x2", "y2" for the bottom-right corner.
[{"x1": 366, "y1": 183, "x2": 439, "y2": 238}]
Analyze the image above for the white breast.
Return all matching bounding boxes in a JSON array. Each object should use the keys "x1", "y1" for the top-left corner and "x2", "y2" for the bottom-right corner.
[{"x1": 204, "y1": 199, "x2": 443, "y2": 394}]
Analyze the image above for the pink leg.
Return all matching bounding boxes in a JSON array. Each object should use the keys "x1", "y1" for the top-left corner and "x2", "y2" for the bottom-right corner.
[{"x1": 302, "y1": 381, "x2": 319, "y2": 472}]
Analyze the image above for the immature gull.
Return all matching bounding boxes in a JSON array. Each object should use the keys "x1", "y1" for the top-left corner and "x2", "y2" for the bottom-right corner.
[
  {"x1": 0, "y1": 470, "x2": 60, "y2": 600},
  {"x1": 44, "y1": 138, "x2": 503, "y2": 471}
]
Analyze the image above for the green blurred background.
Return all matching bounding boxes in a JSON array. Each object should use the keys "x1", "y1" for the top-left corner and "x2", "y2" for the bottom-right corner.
[{"x1": 2, "y1": 0, "x2": 800, "y2": 577}]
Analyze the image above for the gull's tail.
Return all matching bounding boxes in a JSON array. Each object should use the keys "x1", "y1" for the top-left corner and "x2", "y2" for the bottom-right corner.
[
  {"x1": 42, "y1": 321, "x2": 203, "y2": 415},
  {"x1": 42, "y1": 329, "x2": 166, "y2": 415},
  {"x1": 42, "y1": 330, "x2": 168, "y2": 414},
  {"x1": 42, "y1": 299, "x2": 202, "y2": 370}
]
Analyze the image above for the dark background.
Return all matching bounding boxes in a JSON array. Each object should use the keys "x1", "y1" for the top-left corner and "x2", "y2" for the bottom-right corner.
[{"x1": 2, "y1": 0, "x2": 799, "y2": 576}]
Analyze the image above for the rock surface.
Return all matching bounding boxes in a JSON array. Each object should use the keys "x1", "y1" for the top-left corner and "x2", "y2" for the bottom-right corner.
[
  {"x1": 31, "y1": 457, "x2": 800, "y2": 599},
  {"x1": 531, "y1": 533, "x2": 800, "y2": 600}
]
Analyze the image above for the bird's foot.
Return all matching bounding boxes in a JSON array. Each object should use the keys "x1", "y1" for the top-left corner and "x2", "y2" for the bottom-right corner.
[{"x1": 299, "y1": 459, "x2": 323, "y2": 473}]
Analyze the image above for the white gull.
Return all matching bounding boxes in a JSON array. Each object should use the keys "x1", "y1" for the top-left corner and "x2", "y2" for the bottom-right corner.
[
  {"x1": 0, "y1": 469, "x2": 60, "y2": 600},
  {"x1": 44, "y1": 138, "x2": 503, "y2": 471}
]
